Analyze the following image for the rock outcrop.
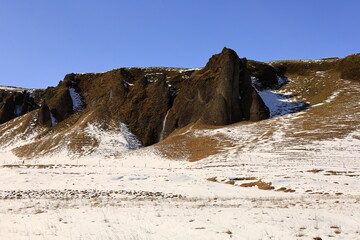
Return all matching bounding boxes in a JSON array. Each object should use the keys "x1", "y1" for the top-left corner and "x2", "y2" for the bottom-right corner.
[
  {"x1": 1, "y1": 48, "x2": 359, "y2": 159},
  {"x1": 247, "y1": 60, "x2": 281, "y2": 89},
  {"x1": 0, "y1": 48, "x2": 270, "y2": 148},
  {"x1": 39, "y1": 101, "x2": 52, "y2": 127},
  {"x1": 0, "y1": 90, "x2": 39, "y2": 124},
  {"x1": 0, "y1": 48, "x2": 283, "y2": 158},
  {"x1": 161, "y1": 48, "x2": 269, "y2": 139},
  {"x1": 0, "y1": 97, "x2": 16, "y2": 123}
]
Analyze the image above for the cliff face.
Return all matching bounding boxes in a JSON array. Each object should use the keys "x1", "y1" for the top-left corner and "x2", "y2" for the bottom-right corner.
[
  {"x1": 0, "y1": 89, "x2": 41, "y2": 124},
  {"x1": 0, "y1": 48, "x2": 296, "y2": 158},
  {"x1": 162, "y1": 48, "x2": 269, "y2": 140},
  {"x1": 14, "y1": 47, "x2": 268, "y2": 146}
]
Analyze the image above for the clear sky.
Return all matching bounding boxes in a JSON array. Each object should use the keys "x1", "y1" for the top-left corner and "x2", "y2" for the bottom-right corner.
[{"x1": 1, "y1": 0, "x2": 359, "y2": 89}]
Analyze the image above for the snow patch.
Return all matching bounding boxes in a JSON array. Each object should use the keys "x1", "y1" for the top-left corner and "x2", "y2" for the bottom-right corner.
[
  {"x1": 84, "y1": 122, "x2": 141, "y2": 157},
  {"x1": 178, "y1": 68, "x2": 202, "y2": 73},
  {"x1": 0, "y1": 85, "x2": 37, "y2": 92},
  {"x1": 120, "y1": 122, "x2": 142, "y2": 150},
  {"x1": 50, "y1": 112, "x2": 58, "y2": 126},
  {"x1": 312, "y1": 89, "x2": 343, "y2": 107},
  {"x1": 14, "y1": 105, "x2": 22, "y2": 116},
  {"x1": 123, "y1": 80, "x2": 134, "y2": 88},
  {"x1": 324, "y1": 90, "x2": 342, "y2": 103},
  {"x1": 69, "y1": 88, "x2": 84, "y2": 111},
  {"x1": 251, "y1": 76, "x2": 308, "y2": 118},
  {"x1": 277, "y1": 75, "x2": 288, "y2": 86},
  {"x1": 125, "y1": 67, "x2": 202, "y2": 73}
]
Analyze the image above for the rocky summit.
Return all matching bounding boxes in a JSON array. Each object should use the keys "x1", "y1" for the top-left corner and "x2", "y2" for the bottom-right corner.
[{"x1": 0, "y1": 48, "x2": 359, "y2": 159}]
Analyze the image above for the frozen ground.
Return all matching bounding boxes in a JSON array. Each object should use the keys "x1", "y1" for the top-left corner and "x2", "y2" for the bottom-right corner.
[
  {"x1": 0, "y1": 78, "x2": 360, "y2": 239},
  {"x1": 0, "y1": 138, "x2": 359, "y2": 240}
]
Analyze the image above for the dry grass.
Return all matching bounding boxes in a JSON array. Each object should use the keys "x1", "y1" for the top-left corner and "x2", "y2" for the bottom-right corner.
[
  {"x1": 230, "y1": 177, "x2": 258, "y2": 181},
  {"x1": 154, "y1": 123, "x2": 234, "y2": 162},
  {"x1": 225, "y1": 180, "x2": 235, "y2": 185},
  {"x1": 276, "y1": 187, "x2": 296, "y2": 193},
  {"x1": 206, "y1": 177, "x2": 217, "y2": 182},
  {"x1": 240, "y1": 180, "x2": 275, "y2": 190},
  {"x1": 307, "y1": 169, "x2": 324, "y2": 173}
]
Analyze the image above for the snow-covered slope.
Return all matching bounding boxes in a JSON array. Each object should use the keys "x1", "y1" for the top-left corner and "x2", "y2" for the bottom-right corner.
[
  {"x1": 0, "y1": 110, "x2": 143, "y2": 160},
  {"x1": 251, "y1": 76, "x2": 309, "y2": 118}
]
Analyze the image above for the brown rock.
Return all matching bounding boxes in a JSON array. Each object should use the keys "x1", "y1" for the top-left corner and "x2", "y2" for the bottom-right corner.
[
  {"x1": 247, "y1": 60, "x2": 281, "y2": 89},
  {"x1": 0, "y1": 97, "x2": 16, "y2": 123},
  {"x1": 162, "y1": 47, "x2": 269, "y2": 139},
  {"x1": 1, "y1": 48, "x2": 270, "y2": 150},
  {"x1": 39, "y1": 101, "x2": 52, "y2": 127},
  {"x1": 0, "y1": 90, "x2": 40, "y2": 124},
  {"x1": 43, "y1": 86, "x2": 74, "y2": 122}
]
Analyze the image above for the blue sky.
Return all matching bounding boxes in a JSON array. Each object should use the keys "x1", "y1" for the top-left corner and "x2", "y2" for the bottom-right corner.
[{"x1": 1, "y1": 0, "x2": 359, "y2": 88}]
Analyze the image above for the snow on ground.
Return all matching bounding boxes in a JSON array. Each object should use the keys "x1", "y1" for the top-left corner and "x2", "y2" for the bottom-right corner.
[
  {"x1": 0, "y1": 78, "x2": 359, "y2": 239},
  {"x1": 119, "y1": 122, "x2": 142, "y2": 150},
  {"x1": 0, "y1": 112, "x2": 43, "y2": 152},
  {"x1": 0, "y1": 143, "x2": 359, "y2": 239},
  {"x1": 251, "y1": 76, "x2": 308, "y2": 118},
  {"x1": 81, "y1": 122, "x2": 142, "y2": 157},
  {"x1": 0, "y1": 117, "x2": 359, "y2": 240}
]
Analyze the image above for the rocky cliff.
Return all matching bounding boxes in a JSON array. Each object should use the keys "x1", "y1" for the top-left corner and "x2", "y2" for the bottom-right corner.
[
  {"x1": 2, "y1": 47, "x2": 356, "y2": 159},
  {"x1": 0, "y1": 88, "x2": 42, "y2": 124}
]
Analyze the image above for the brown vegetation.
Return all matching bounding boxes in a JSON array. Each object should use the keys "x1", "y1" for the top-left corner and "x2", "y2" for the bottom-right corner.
[{"x1": 240, "y1": 180, "x2": 275, "y2": 190}]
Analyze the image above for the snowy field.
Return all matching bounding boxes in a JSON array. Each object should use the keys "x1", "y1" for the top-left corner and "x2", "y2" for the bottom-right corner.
[
  {"x1": 0, "y1": 140, "x2": 359, "y2": 240},
  {"x1": 1, "y1": 77, "x2": 360, "y2": 239}
]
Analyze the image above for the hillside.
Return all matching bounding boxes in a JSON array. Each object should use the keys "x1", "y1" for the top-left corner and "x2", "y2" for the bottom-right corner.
[
  {"x1": 0, "y1": 49, "x2": 360, "y2": 239},
  {"x1": 1, "y1": 48, "x2": 272, "y2": 159},
  {"x1": 154, "y1": 54, "x2": 360, "y2": 163}
]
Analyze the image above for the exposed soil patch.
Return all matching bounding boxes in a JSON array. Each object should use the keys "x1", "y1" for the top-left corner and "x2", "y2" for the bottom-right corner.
[
  {"x1": 307, "y1": 169, "x2": 324, "y2": 173},
  {"x1": 276, "y1": 187, "x2": 296, "y2": 193},
  {"x1": 155, "y1": 124, "x2": 234, "y2": 162},
  {"x1": 207, "y1": 177, "x2": 278, "y2": 191},
  {"x1": 225, "y1": 180, "x2": 235, "y2": 185},
  {"x1": 229, "y1": 177, "x2": 258, "y2": 181},
  {"x1": 206, "y1": 177, "x2": 217, "y2": 182},
  {"x1": 240, "y1": 180, "x2": 275, "y2": 190}
]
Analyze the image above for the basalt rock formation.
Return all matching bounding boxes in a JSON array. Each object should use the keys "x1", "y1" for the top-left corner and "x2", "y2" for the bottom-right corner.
[
  {"x1": 7, "y1": 47, "x2": 267, "y2": 147},
  {"x1": 0, "y1": 90, "x2": 40, "y2": 124},
  {"x1": 161, "y1": 48, "x2": 269, "y2": 140},
  {"x1": 3, "y1": 47, "x2": 333, "y2": 158},
  {"x1": 247, "y1": 60, "x2": 282, "y2": 90},
  {"x1": 66, "y1": 47, "x2": 268, "y2": 145}
]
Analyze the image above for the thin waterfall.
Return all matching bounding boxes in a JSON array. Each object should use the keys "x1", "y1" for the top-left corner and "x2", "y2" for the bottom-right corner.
[{"x1": 159, "y1": 109, "x2": 170, "y2": 141}]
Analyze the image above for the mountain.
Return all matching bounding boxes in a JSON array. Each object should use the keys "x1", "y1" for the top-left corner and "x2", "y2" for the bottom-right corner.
[{"x1": 0, "y1": 48, "x2": 359, "y2": 160}]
